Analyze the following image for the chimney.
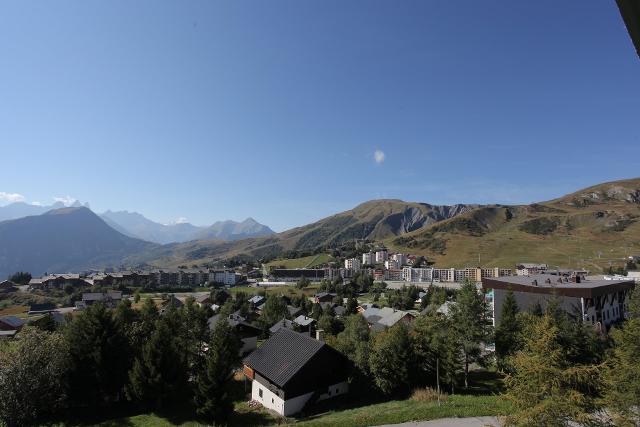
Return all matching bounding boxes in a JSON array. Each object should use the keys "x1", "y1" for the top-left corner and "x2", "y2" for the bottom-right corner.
[{"x1": 315, "y1": 329, "x2": 325, "y2": 342}]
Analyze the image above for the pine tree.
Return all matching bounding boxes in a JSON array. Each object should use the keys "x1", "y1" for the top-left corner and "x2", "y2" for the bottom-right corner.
[
  {"x1": 495, "y1": 288, "x2": 520, "y2": 368},
  {"x1": 65, "y1": 303, "x2": 131, "y2": 406},
  {"x1": 504, "y1": 315, "x2": 601, "y2": 426},
  {"x1": 126, "y1": 317, "x2": 189, "y2": 409},
  {"x1": 194, "y1": 318, "x2": 241, "y2": 423},
  {"x1": 335, "y1": 314, "x2": 371, "y2": 375},
  {"x1": 450, "y1": 279, "x2": 493, "y2": 388}
]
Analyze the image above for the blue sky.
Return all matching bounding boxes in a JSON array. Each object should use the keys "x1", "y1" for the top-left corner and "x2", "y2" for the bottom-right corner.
[{"x1": 1, "y1": 1, "x2": 638, "y2": 231}]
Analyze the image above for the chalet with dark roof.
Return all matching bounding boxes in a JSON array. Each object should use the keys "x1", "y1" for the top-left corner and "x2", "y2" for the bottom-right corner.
[
  {"x1": 243, "y1": 328, "x2": 349, "y2": 416},
  {"x1": 209, "y1": 313, "x2": 261, "y2": 354}
]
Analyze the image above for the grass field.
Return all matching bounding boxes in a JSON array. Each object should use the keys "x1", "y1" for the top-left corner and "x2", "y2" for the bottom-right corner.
[
  {"x1": 76, "y1": 394, "x2": 508, "y2": 427},
  {"x1": 292, "y1": 394, "x2": 509, "y2": 427},
  {"x1": 60, "y1": 370, "x2": 506, "y2": 427},
  {"x1": 265, "y1": 254, "x2": 335, "y2": 269},
  {"x1": 0, "y1": 304, "x2": 29, "y2": 316}
]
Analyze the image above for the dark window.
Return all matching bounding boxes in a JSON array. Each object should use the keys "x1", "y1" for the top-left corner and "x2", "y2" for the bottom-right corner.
[{"x1": 259, "y1": 388, "x2": 263, "y2": 398}]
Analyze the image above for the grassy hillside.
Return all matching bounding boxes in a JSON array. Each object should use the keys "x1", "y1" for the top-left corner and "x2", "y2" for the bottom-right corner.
[{"x1": 387, "y1": 178, "x2": 640, "y2": 271}]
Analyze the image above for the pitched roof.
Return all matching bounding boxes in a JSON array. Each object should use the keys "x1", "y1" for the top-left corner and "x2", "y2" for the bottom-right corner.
[
  {"x1": 293, "y1": 314, "x2": 315, "y2": 327},
  {"x1": 29, "y1": 303, "x2": 56, "y2": 312},
  {"x1": 244, "y1": 328, "x2": 324, "y2": 387},
  {"x1": 269, "y1": 318, "x2": 294, "y2": 334},
  {"x1": 0, "y1": 316, "x2": 26, "y2": 329}
]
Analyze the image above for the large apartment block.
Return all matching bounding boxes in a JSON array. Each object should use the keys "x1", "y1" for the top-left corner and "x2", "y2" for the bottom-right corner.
[
  {"x1": 401, "y1": 267, "x2": 512, "y2": 283},
  {"x1": 483, "y1": 274, "x2": 635, "y2": 328}
]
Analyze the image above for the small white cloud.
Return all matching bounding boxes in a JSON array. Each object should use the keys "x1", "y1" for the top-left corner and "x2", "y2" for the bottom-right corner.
[
  {"x1": 374, "y1": 149, "x2": 385, "y2": 165},
  {"x1": 174, "y1": 217, "x2": 188, "y2": 224},
  {"x1": 0, "y1": 192, "x2": 26, "y2": 203},
  {"x1": 31, "y1": 201, "x2": 43, "y2": 206},
  {"x1": 53, "y1": 195, "x2": 77, "y2": 206}
]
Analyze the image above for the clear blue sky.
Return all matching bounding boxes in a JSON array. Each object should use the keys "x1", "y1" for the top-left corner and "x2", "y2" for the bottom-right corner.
[{"x1": 1, "y1": 1, "x2": 638, "y2": 231}]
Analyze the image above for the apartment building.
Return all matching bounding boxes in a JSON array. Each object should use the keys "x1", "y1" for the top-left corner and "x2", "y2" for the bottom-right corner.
[
  {"x1": 402, "y1": 267, "x2": 433, "y2": 282},
  {"x1": 385, "y1": 259, "x2": 400, "y2": 270},
  {"x1": 391, "y1": 253, "x2": 408, "y2": 267},
  {"x1": 344, "y1": 258, "x2": 362, "y2": 271},
  {"x1": 515, "y1": 263, "x2": 548, "y2": 276},
  {"x1": 362, "y1": 252, "x2": 375, "y2": 265},
  {"x1": 483, "y1": 274, "x2": 634, "y2": 328},
  {"x1": 375, "y1": 249, "x2": 388, "y2": 263}
]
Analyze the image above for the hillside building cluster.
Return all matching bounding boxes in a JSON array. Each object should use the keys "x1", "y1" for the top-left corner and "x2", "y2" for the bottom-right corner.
[{"x1": 28, "y1": 268, "x2": 239, "y2": 290}]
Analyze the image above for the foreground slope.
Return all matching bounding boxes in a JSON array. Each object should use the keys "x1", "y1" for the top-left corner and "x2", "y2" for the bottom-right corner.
[
  {"x1": 388, "y1": 178, "x2": 640, "y2": 270},
  {"x1": 0, "y1": 207, "x2": 156, "y2": 277}
]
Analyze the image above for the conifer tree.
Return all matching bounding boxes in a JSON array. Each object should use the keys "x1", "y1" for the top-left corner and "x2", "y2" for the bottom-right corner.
[
  {"x1": 194, "y1": 318, "x2": 241, "y2": 423},
  {"x1": 495, "y1": 288, "x2": 520, "y2": 369},
  {"x1": 65, "y1": 303, "x2": 131, "y2": 406},
  {"x1": 126, "y1": 317, "x2": 189, "y2": 409},
  {"x1": 504, "y1": 315, "x2": 600, "y2": 426},
  {"x1": 450, "y1": 279, "x2": 493, "y2": 388}
]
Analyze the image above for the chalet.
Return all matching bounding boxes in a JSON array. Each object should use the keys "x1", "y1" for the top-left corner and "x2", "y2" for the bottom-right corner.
[
  {"x1": 314, "y1": 292, "x2": 336, "y2": 304},
  {"x1": 243, "y1": 328, "x2": 349, "y2": 416},
  {"x1": 208, "y1": 313, "x2": 261, "y2": 354},
  {"x1": 76, "y1": 291, "x2": 123, "y2": 309},
  {"x1": 195, "y1": 294, "x2": 213, "y2": 308},
  {"x1": 293, "y1": 314, "x2": 316, "y2": 333},
  {"x1": 361, "y1": 306, "x2": 415, "y2": 332},
  {"x1": 482, "y1": 274, "x2": 635, "y2": 328},
  {"x1": 89, "y1": 271, "x2": 151, "y2": 287},
  {"x1": 0, "y1": 316, "x2": 26, "y2": 331},
  {"x1": 29, "y1": 274, "x2": 90, "y2": 290},
  {"x1": 28, "y1": 303, "x2": 57, "y2": 314},
  {"x1": 269, "y1": 318, "x2": 295, "y2": 334},
  {"x1": 0, "y1": 280, "x2": 17, "y2": 293},
  {"x1": 160, "y1": 295, "x2": 184, "y2": 313},
  {"x1": 248, "y1": 295, "x2": 266, "y2": 308}
]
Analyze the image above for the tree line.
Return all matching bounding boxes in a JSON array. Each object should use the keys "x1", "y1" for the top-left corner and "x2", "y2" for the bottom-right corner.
[{"x1": 0, "y1": 298, "x2": 240, "y2": 427}]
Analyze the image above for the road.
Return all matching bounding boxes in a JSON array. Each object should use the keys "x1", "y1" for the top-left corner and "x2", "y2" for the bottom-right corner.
[{"x1": 376, "y1": 416, "x2": 500, "y2": 427}]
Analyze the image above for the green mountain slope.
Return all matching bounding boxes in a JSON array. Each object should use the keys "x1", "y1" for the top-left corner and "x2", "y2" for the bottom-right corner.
[
  {"x1": 388, "y1": 178, "x2": 640, "y2": 271},
  {"x1": 130, "y1": 178, "x2": 640, "y2": 273}
]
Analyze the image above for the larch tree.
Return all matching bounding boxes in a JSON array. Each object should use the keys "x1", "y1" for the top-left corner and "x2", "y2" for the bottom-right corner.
[
  {"x1": 601, "y1": 288, "x2": 640, "y2": 425},
  {"x1": 369, "y1": 323, "x2": 413, "y2": 394},
  {"x1": 504, "y1": 315, "x2": 601, "y2": 427}
]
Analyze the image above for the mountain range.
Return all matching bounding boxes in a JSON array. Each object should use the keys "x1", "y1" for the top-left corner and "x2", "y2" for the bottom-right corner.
[
  {"x1": 1, "y1": 178, "x2": 639, "y2": 277},
  {"x1": 99, "y1": 211, "x2": 274, "y2": 244},
  {"x1": 0, "y1": 207, "x2": 155, "y2": 278}
]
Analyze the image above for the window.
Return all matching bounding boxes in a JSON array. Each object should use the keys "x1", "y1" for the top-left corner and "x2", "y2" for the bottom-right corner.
[
  {"x1": 259, "y1": 388, "x2": 263, "y2": 398},
  {"x1": 272, "y1": 398, "x2": 274, "y2": 403}
]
